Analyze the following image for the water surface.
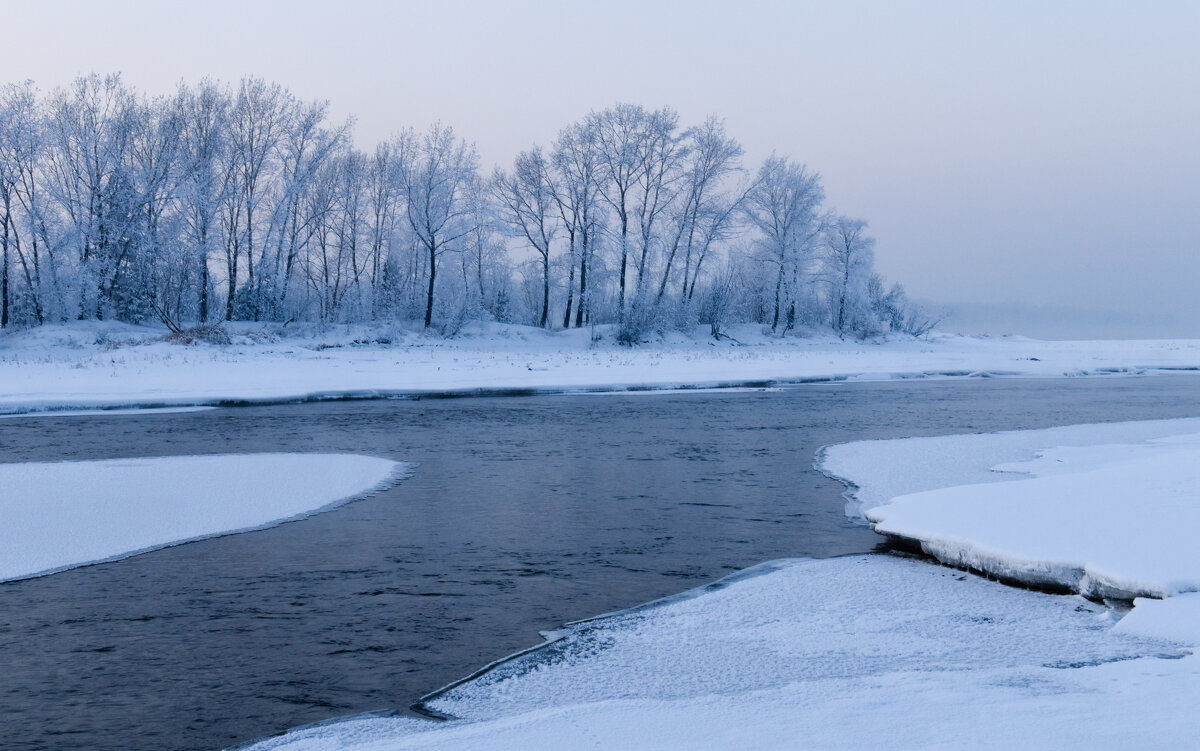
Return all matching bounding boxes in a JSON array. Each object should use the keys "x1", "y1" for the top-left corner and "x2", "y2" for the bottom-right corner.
[{"x1": 1, "y1": 375, "x2": 1198, "y2": 750}]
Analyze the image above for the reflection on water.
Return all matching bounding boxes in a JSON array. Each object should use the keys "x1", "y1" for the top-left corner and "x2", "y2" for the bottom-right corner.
[{"x1": 0, "y1": 375, "x2": 1198, "y2": 751}]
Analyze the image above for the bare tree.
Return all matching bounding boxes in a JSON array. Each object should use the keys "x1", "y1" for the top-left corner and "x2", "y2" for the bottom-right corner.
[
  {"x1": 658, "y1": 116, "x2": 744, "y2": 305},
  {"x1": 822, "y1": 215, "x2": 875, "y2": 336},
  {"x1": 394, "y1": 123, "x2": 480, "y2": 328},
  {"x1": 0, "y1": 76, "x2": 914, "y2": 339},
  {"x1": 365, "y1": 141, "x2": 399, "y2": 312},
  {"x1": 0, "y1": 82, "x2": 50, "y2": 323},
  {"x1": 226, "y1": 77, "x2": 293, "y2": 319},
  {"x1": 267, "y1": 99, "x2": 349, "y2": 316},
  {"x1": 493, "y1": 146, "x2": 557, "y2": 327},
  {"x1": 589, "y1": 103, "x2": 644, "y2": 321},
  {"x1": 743, "y1": 155, "x2": 825, "y2": 333},
  {"x1": 0, "y1": 85, "x2": 21, "y2": 326},
  {"x1": 177, "y1": 79, "x2": 231, "y2": 323},
  {"x1": 43, "y1": 73, "x2": 143, "y2": 319},
  {"x1": 550, "y1": 118, "x2": 603, "y2": 327},
  {"x1": 629, "y1": 106, "x2": 685, "y2": 306}
]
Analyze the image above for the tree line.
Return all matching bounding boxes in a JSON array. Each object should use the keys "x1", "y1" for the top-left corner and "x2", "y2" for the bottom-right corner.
[{"x1": 0, "y1": 74, "x2": 929, "y2": 341}]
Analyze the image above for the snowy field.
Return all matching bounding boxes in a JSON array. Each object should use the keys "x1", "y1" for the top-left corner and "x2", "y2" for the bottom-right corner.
[
  {"x1": 0, "y1": 454, "x2": 404, "y2": 582},
  {"x1": 242, "y1": 418, "x2": 1200, "y2": 750},
  {"x1": 0, "y1": 321, "x2": 1198, "y2": 414}
]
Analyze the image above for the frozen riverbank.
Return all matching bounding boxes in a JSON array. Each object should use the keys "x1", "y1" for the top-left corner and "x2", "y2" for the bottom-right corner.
[
  {"x1": 824, "y1": 420, "x2": 1200, "y2": 598},
  {"x1": 0, "y1": 453, "x2": 405, "y2": 582},
  {"x1": 241, "y1": 417, "x2": 1200, "y2": 750},
  {"x1": 245, "y1": 555, "x2": 1199, "y2": 751},
  {"x1": 1, "y1": 321, "x2": 1199, "y2": 414}
]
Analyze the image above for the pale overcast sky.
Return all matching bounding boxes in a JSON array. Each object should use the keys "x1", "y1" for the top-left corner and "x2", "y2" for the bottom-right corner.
[{"x1": 3, "y1": 0, "x2": 1197, "y2": 337}]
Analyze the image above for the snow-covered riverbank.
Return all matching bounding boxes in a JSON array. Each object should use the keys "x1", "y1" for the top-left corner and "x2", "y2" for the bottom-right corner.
[
  {"x1": 241, "y1": 417, "x2": 1200, "y2": 750},
  {"x1": 1, "y1": 321, "x2": 1199, "y2": 415},
  {"x1": 7, "y1": 322, "x2": 1200, "y2": 748},
  {"x1": 0, "y1": 454, "x2": 405, "y2": 582}
]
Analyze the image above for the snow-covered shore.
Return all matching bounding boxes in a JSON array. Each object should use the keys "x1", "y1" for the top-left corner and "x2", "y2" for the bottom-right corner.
[
  {"x1": 0, "y1": 454, "x2": 405, "y2": 582},
  {"x1": 1, "y1": 320, "x2": 1198, "y2": 415},
  {"x1": 244, "y1": 562, "x2": 1200, "y2": 751},
  {"x1": 8, "y1": 322, "x2": 1200, "y2": 748},
  {"x1": 241, "y1": 418, "x2": 1200, "y2": 750},
  {"x1": 823, "y1": 420, "x2": 1200, "y2": 598}
]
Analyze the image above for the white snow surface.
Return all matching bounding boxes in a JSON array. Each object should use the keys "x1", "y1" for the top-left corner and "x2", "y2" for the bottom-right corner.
[
  {"x1": 0, "y1": 453, "x2": 404, "y2": 582},
  {"x1": 1, "y1": 320, "x2": 1198, "y2": 414},
  {"x1": 0, "y1": 406, "x2": 215, "y2": 419},
  {"x1": 825, "y1": 422, "x2": 1200, "y2": 597},
  {"x1": 242, "y1": 417, "x2": 1200, "y2": 751},
  {"x1": 244, "y1": 557, "x2": 1197, "y2": 751},
  {"x1": 820, "y1": 417, "x2": 1200, "y2": 519}
]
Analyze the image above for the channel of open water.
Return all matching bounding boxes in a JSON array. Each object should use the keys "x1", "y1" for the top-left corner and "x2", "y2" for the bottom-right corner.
[{"x1": 2, "y1": 375, "x2": 1200, "y2": 750}]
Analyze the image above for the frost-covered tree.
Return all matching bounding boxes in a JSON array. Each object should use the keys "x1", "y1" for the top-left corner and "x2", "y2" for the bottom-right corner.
[
  {"x1": 394, "y1": 123, "x2": 480, "y2": 328},
  {"x1": 742, "y1": 156, "x2": 825, "y2": 332},
  {"x1": 0, "y1": 73, "x2": 919, "y2": 340},
  {"x1": 589, "y1": 103, "x2": 644, "y2": 321},
  {"x1": 822, "y1": 215, "x2": 875, "y2": 336},
  {"x1": 43, "y1": 74, "x2": 145, "y2": 320},
  {"x1": 266, "y1": 99, "x2": 349, "y2": 318},
  {"x1": 0, "y1": 82, "x2": 51, "y2": 324},
  {"x1": 658, "y1": 116, "x2": 745, "y2": 307},
  {"x1": 225, "y1": 78, "x2": 293, "y2": 320},
  {"x1": 493, "y1": 147, "x2": 557, "y2": 327},
  {"x1": 550, "y1": 119, "x2": 603, "y2": 328},
  {"x1": 177, "y1": 79, "x2": 231, "y2": 323}
]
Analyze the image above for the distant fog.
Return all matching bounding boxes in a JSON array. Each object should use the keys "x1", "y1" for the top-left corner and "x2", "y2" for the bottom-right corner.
[{"x1": 931, "y1": 301, "x2": 1200, "y2": 341}]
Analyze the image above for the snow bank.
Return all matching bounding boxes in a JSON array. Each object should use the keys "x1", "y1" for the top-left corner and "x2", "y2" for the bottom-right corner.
[
  {"x1": 236, "y1": 419, "x2": 1200, "y2": 750},
  {"x1": 242, "y1": 556, "x2": 1193, "y2": 751},
  {"x1": 0, "y1": 453, "x2": 405, "y2": 582},
  {"x1": 824, "y1": 423, "x2": 1200, "y2": 598},
  {"x1": 820, "y1": 417, "x2": 1200, "y2": 519},
  {"x1": 1, "y1": 320, "x2": 1198, "y2": 415},
  {"x1": 866, "y1": 437, "x2": 1200, "y2": 598}
]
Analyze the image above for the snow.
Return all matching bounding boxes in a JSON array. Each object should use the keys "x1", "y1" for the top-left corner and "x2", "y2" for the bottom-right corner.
[
  {"x1": 0, "y1": 320, "x2": 1198, "y2": 415},
  {"x1": 0, "y1": 454, "x2": 405, "y2": 582},
  {"x1": 1116, "y1": 594, "x2": 1200, "y2": 644},
  {"x1": 820, "y1": 417, "x2": 1200, "y2": 519},
  {"x1": 8, "y1": 322, "x2": 1200, "y2": 748},
  {"x1": 0, "y1": 406, "x2": 214, "y2": 419},
  {"x1": 242, "y1": 557, "x2": 1197, "y2": 751},
  {"x1": 240, "y1": 417, "x2": 1200, "y2": 751},
  {"x1": 827, "y1": 424, "x2": 1200, "y2": 598}
]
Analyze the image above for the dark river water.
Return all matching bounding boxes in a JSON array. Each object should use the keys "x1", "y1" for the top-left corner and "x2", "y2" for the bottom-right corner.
[{"x1": 2, "y1": 375, "x2": 1200, "y2": 751}]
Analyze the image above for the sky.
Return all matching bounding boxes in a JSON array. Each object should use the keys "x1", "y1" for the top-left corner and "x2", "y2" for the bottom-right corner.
[{"x1": 3, "y1": 0, "x2": 1196, "y2": 338}]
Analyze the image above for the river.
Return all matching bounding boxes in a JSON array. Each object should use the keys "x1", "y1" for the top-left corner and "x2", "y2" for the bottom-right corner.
[{"x1": 2, "y1": 375, "x2": 1199, "y2": 750}]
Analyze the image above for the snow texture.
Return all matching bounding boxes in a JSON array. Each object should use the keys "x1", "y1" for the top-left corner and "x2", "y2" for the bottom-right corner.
[
  {"x1": 830, "y1": 425, "x2": 1200, "y2": 598},
  {"x1": 242, "y1": 556, "x2": 1196, "y2": 751},
  {"x1": 1, "y1": 320, "x2": 1198, "y2": 415},
  {"x1": 0, "y1": 453, "x2": 405, "y2": 582},
  {"x1": 820, "y1": 417, "x2": 1200, "y2": 519},
  {"x1": 240, "y1": 417, "x2": 1200, "y2": 750}
]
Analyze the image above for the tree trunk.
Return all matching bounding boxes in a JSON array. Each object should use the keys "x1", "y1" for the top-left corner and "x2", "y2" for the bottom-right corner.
[
  {"x1": 424, "y1": 243, "x2": 436, "y2": 328},
  {"x1": 1, "y1": 211, "x2": 9, "y2": 328},
  {"x1": 562, "y1": 236, "x2": 576, "y2": 329},
  {"x1": 837, "y1": 263, "x2": 850, "y2": 335},
  {"x1": 12, "y1": 232, "x2": 43, "y2": 323},
  {"x1": 575, "y1": 241, "x2": 588, "y2": 328},
  {"x1": 772, "y1": 263, "x2": 783, "y2": 332},
  {"x1": 246, "y1": 202, "x2": 256, "y2": 321},
  {"x1": 200, "y1": 253, "x2": 209, "y2": 323},
  {"x1": 225, "y1": 245, "x2": 237, "y2": 321},
  {"x1": 617, "y1": 211, "x2": 628, "y2": 320},
  {"x1": 541, "y1": 252, "x2": 550, "y2": 328}
]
